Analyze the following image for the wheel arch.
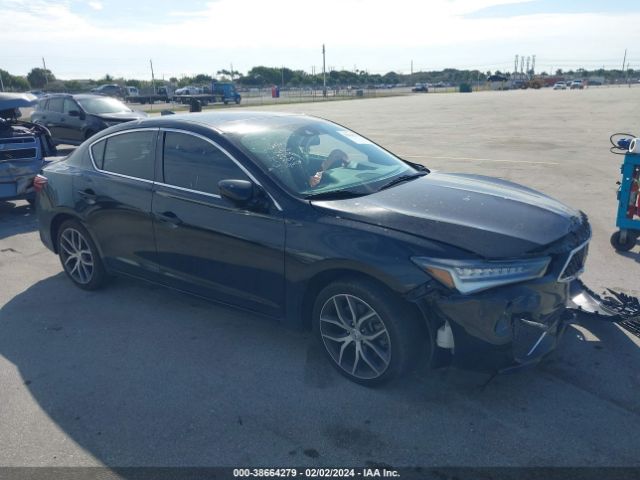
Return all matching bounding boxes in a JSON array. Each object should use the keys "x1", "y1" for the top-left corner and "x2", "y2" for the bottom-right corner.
[
  {"x1": 50, "y1": 213, "x2": 105, "y2": 260},
  {"x1": 50, "y1": 213, "x2": 77, "y2": 254},
  {"x1": 293, "y1": 267, "x2": 425, "y2": 337}
]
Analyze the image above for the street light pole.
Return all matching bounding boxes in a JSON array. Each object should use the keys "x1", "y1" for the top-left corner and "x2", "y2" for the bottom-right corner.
[{"x1": 322, "y1": 44, "x2": 326, "y2": 96}]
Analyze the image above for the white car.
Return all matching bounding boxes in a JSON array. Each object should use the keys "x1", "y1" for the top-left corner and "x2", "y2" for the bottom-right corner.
[
  {"x1": 570, "y1": 80, "x2": 585, "y2": 90},
  {"x1": 553, "y1": 82, "x2": 567, "y2": 90}
]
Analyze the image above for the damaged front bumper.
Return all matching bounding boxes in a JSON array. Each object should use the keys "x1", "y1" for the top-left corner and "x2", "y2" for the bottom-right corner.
[{"x1": 411, "y1": 273, "x2": 591, "y2": 373}]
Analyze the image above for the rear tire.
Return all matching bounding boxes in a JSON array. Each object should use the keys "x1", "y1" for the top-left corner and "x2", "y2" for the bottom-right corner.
[
  {"x1": 312, "y1": 277, "x2": 422, "y2": 386},
  {"x1": 57, "y1": 219, "x2": 108, "y2": 290}
]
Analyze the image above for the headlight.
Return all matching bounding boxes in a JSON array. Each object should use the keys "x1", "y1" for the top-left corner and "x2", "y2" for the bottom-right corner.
[{"x1": 411, "y1": 256, "x2": 551, "y2": 294}]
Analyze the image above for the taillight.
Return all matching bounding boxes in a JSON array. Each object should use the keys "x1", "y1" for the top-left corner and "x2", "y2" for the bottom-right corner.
[{"x1": 33, "y1": 174, "x2": 48, "y2": 193}]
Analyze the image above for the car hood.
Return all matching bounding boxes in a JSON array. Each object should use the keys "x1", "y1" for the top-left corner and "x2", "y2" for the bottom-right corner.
[
  {"x1": 0, "y1": 92, "x2": 37, "y2": 110},
  {"x1": 94, "y1": 111, "x2": 147, "y2": 121},
  {"x1": 311, "y1": 172, "x2": 581, "y2": 258}
]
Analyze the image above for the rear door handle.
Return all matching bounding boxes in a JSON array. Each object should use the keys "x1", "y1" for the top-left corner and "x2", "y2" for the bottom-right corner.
[
  {"x1": 157, "y1": 211, "x2": 182, "y2": 227},
  {"x1": 77, "y1": 189, "x2": 97, "y2": 204}
]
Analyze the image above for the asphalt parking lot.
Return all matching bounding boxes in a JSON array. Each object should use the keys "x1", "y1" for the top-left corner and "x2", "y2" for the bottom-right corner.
[{"x1": 1, "y1": 87, "x2": 639, "y2": 469}]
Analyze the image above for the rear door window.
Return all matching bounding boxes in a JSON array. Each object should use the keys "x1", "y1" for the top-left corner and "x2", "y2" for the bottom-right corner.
[
  {"x1": 47, "y1": 97, "x2": 64, "y2": 113},
  {"x1": 101, "y1": 131, "x2": 156, "y2": 180},
  {"x1": 162, "y1": 131, "x2": 248, "y2": 195}
]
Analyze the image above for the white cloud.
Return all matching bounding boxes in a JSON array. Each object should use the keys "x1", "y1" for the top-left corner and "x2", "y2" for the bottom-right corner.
[{"x1": 88, "y1": 1, "x2": 103, "y2": 10}]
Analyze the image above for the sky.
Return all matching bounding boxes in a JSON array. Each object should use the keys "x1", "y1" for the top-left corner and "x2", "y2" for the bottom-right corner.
[{"x1": 1, "y1": 0, "x2": 639, "y2": 80}]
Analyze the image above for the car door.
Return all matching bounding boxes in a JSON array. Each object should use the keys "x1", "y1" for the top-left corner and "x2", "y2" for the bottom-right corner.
[
  {"x1": 152, "y1": 129, "x2": 286, "y2": 317},
  {"x1": 61, "y1": 98, "x2": 84, "y2": 145},
  {"x1": 78, "y1": 128, "x2": 159, "y2": 278},
  {"x1": 41, "y1": 97, "x2": 65, "y2": 142}
]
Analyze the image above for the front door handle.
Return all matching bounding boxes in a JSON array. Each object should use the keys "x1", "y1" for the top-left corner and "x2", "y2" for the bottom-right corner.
[
  {"x1": 77, "y1": 189, "x2": 97, "y2": 205},
  {"x1": 157, "y1": 211, "x2": 182, "y2": 227}
]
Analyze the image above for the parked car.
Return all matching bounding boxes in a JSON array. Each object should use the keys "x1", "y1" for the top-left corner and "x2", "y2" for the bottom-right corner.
[
  {"x1": 553, "y1": 82, "x2": 567, "y2": 90},
  {"x1": 90, "y1": 84, "x2": 124, "y2": 97},
  {"x1": 35, "y1": 112, "x2": 590, "y2": 385},
  {"x1": 30, "y1": 94, "x2": 147, "y2": 145},
  {"x1": 412, "y1": 83, "x2": 428, "y2": 93},
  {"x1": 570, "y1": 80, "x2": 585, "y2": 90},
  {"x1": 0, "y1": 93, "x2": 57, "y2": 204}
]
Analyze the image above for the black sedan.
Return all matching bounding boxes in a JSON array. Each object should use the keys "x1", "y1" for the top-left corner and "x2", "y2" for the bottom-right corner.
[
  {"x1": 35, "y1": 111, "x2": 590, "y2": 385},
  {"x1": 30, "y1": 94, "x2": 147, "y2": 146}
]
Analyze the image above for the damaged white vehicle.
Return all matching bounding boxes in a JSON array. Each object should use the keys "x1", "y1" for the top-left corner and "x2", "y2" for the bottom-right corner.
[{"x1": 0, "y1": 93, "x2": 57, "y2": 204}]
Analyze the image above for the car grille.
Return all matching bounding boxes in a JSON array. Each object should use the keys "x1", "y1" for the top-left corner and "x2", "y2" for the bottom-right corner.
[
  {"x1": 532, "y1": 212, "x2": 591, "y2": 281},
  {"x1": 558, "y1": 242, "x2": 589, "y2": 282},
  {"x1": 0, "y1": 148, "x2": 37, "y2": 161},
  {"x1": 0, "y1": 137, "x2": 35, "y2": 145}
]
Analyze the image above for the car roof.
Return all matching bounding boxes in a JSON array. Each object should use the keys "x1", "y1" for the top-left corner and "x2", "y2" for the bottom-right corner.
[
  {"x1": 41, "y1": 93, "x2": 116, "y2": 100},
  {"x1": 130, "y1": 110, "x2": 314, "y2": 132}
]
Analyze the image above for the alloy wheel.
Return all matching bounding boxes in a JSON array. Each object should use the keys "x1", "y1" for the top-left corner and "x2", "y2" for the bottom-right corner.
[
  {"x1": 59, "y1": 228, "x2": 95, "y2": 285},
  {"x1": 319, "y1": 294, "x2": 391, "y2": 380}
]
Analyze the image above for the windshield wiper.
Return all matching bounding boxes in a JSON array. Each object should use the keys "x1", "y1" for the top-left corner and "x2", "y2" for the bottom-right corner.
[
  {"x1": 304, "y1": 189, "x2": 368, "y2": 200},
  {"x1": 377, "y1": 172, "x2": 427, "y2": 191}
]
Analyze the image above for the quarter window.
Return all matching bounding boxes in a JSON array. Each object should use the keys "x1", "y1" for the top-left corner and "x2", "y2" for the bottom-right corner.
[
  {"x1": 101, "y1": 131, "x2": 156, "y2": 180},
  {"x1": 90, "y1": 139, "x2": 106, "y2": 168},
  {"x1": 162, "y1": 131, "x2": 248, "y2": 195}
]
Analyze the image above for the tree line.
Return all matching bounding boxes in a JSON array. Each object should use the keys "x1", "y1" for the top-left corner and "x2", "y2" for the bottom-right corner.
[{"x1": 0, "y1": 65, "x2": 637, "y2": 93}]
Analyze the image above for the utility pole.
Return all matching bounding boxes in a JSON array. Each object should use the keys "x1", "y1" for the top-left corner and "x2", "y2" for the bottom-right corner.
[
  {"x1": 281, "y1": 65, "x2": 284, "y2": 88},
  {"x1": 230, "y1": 63, "x2": 234, "y2": 81},
  {"x1": 411, "y1": 60, "x2": 413, "y2": 76},
  {"x1": 42, "y1": 57, "x2": 49, "y2": 85},
  {"x1": 627, "y1": 60, "x2": 631, "y2": 87},
  {"x1": 531, "y1": 55, "x2": 536, "y2": 75},
  {"x1": 514, "y1": 55, "x2": 518, "y2": 74},
  {"x1": 622, "y1": 48, "x2": 627, "y2": 72},
  {"x1": 150, "y1": 59, "x2": 156, "y2": 94},
  {"x1": 0, "y1": 70, "x2": 4, "y2": 92},
  {"x1": 322, "y1": 44, "x2": 326, "y2": 96}
]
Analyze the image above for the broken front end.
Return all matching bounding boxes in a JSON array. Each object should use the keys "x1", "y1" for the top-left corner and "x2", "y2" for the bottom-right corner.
[{"x1": 411, "y1": 214, "x2": 607, "y2": 373}]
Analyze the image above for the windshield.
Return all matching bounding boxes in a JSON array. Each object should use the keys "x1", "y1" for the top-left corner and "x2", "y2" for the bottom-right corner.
[
  {"x1": 224, "y1": 118, "x2": 418, "y2": 198},
  {"x1": 77, "y1": 97, "x2": 132, "y2": 115}
]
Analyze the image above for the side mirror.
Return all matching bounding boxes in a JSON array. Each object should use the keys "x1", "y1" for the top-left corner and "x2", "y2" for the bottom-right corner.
[{"x1": 218, "y1": 179, "x2": 269, "y2": 212}]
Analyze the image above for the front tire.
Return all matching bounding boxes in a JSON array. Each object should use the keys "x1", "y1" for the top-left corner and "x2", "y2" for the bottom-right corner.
[
  {"x1": 312, "y1": 278, "x2": 421, "y2": 386},
  {"x1": 57, "y1": 220, "x2": 108, "y2": 290}
]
